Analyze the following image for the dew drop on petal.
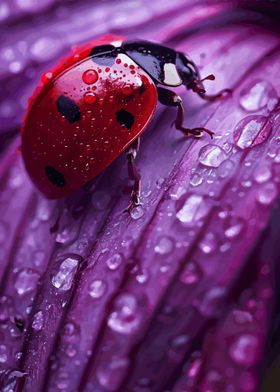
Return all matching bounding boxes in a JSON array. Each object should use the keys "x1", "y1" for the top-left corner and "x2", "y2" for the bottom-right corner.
[
  {"x1": 199, "y1": 233, "x2": 217, "y2": 254},
  {"x1": 176, "y1": 195, "x2": 206, "y2": 224},
  {"x1": 199, "y1": 144, "x2": 227, "y2": 168},
  {"x1": 224, "y1": 217, "x2": 244, "y2": 239},
  {"x1": 89, "y1": 280, "x2": 107, "y2": 299},
  {"x1": 180, "y1": 262, "x2": 202, "y2": 284},
  {"x1": 0, "y1": 345, "x2": 8, "y2": 363},
  {"x1": 107, "y1": 293, "x2": 142, "y2": 334},
  {"x1": 106, "y1": 253, "x2": 123, "y2": 271},
  {"x1": 234, "y1": 115, "x2": 272, "y2": 150},
  {"x1": 97, "y1": 358, "x2": 129, "y2": 390},
  {"x1": 14, "y1": 268, "x2": 40, "y2": 295},
  {"x1": 154, "y1": 236, "x2": 174, "y2": 255},
  {"x1": 130, "y1": 205, "x2": 144, "y2": 220},
  {"x1": 253, "y1": 164, "x2": 272, "y2": 184},
  {"x1": 135, "y1": 268, "x2": 149, "y2": 284},
  {"x1": 51, "y1": 255, "x2": 81, "y2": 291},
  {"x1": 233, "y1": 310, "x2": 253, "y2": 325},
  {"x1": 256, "y1": 182, "x2": 277, "y2": 205},
  {"x1": 239, "y1": 79, "x2": 278, "y2": 112},
  {"x1": 229, "y1": 334, "x2": 260, "y2": 367},
  {"x1": 217, "y1": 159, "x2": 234, "y2": 178},
  {"x1": 196, "y1": 287, "x2": 226, "y2": 317},
  {"x1": 84, "y1": 92, "x2": 97, "y2": 104},
  {"x1": 32, "y1": 311, "x2": 44, "y2": 331}
]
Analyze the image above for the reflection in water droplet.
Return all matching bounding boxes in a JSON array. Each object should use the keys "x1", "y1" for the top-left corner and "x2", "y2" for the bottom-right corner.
[
  {"x1": 180, "y1": 262, "x2": 201, "y2": 284},
  {"x1": 32, "y1": 311, "x2": 44, "y2": 331},
  {"x1": 239, "y1": 79, "x2": 278, "y2": 112},
  {"x1": 106, "y1": 253, "x2": 123, "y2": 271},
  {"x1": 229, "y1": 334, "x2": 259, "y2": 367},
  {"x1": 107, "y1": 293, "x2": 142, "y2": 334},
  {"x1": 14, "y1": 269, "x2": 40, "y2": 295},
  {"x1": 199, "y1": 144, "x2": 227, "y2": 168},
  {"x1": 52, "y1": 256, "x2": 80, "y2": 291},
  {"x1": 154, "y1": 236, "x2": 174, "y2": 255},
  {"x1": 89, "y1": 280, "x2": 107, "y2": 299},
  {"x1": 234, "y1": 115, "x2": 272, "y2": 150},
  {"x1": 256, "y1": 182, "x2": 277, "y2": 205}
]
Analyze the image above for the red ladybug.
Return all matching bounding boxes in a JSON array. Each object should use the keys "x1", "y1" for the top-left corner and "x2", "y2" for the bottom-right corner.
[{"x1": 21, "y1": 34, "x2": 229, "y2": 211}]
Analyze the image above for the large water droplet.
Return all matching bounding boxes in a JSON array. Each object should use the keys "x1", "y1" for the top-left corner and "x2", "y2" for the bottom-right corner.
[
  {"x1": 234, "y1": 115, "x2": 272, "y2": 150},
  {"x1": 89, "y1": 280, "x2": 107, "y2": 299},
  {"x1": 199, "y1": 144, "x2": 227, "y2": 168},
  {"x1": 154, "y1": 236, "x2": 174, "y2": 255},
  {"x1": 82, "y1": 69, "x2": 98, "y2": 84},
  {"x1": 32, "y1": 311, "x2": 44, "y2": 331},
  {"x1": 107, "y1": 293, "x2": 142, "y2": 334},
  {"x1": 130, "y1": 205, "x2": 144, "y2": 220},
  {"x1": 52, "y1": 255, "x2": 81, "y2": 291},
  {"x1": 256, "y1": 182, "x2": 277, "y2": 206},
  {"x1": 229, "y1": 334, "x2": 259, "y2": 367},
  {"x1": 239, "y1": 80, "x2": 278, "y2": 112},
  {"x1": 176, "y1": 195, "x2": 206, "y2": 224},
  {"x1": 106, "y1": 253, "x2": 123, "y2": 271},
  {"x1": 14, "y1": 269, "x2": 40, "y2": 295}
]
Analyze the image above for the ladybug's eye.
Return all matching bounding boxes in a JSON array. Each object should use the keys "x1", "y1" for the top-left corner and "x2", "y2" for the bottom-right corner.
[{"x1": 45, "y1": 166, "x2": 66, "y2": 187}]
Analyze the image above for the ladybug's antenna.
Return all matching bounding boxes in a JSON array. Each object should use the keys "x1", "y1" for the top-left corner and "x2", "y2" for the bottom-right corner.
[
  {"x1": 191, "y1": 74, "x2": 215, "y2": 93},
  {"x1": 191, "y1": 73, "x2": 232, "y2": 102}
]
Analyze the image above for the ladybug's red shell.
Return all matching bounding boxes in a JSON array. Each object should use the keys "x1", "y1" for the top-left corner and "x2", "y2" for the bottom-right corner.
[{"x1": 22, "y1": 36, "x2": 157, "y2": 198}]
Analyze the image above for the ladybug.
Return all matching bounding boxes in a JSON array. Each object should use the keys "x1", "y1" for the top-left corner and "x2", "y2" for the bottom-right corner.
[{"x1": 21, "y1": 35, "x2": 230, "y2": 212}]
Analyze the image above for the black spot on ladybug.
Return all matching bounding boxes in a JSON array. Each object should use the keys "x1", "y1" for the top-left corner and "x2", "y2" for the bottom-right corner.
[
  {"x1": 45, "y1": 166, "x2": 66, "y2": 187},
  {"x1": 91, "y1": 44, "x2": 118, "y2": 66},
  {"x1": 56, "y1": 96, "x2": 81, "y2": 123},
  {"x1": 116, "y1": 109, "x2": 134, "y2": 129}
]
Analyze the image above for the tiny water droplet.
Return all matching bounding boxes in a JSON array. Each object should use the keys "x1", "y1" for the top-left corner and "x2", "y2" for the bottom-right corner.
[
  {"x1": 14, "y1": 269, "x2": 40, "y2": 295},
  {"x1": 154, "y1": 236, "x2": 174, "y2": 255},
  {"x1": 52, "y1": 255, "x2": 81, "y2": 291},
  {"x1": 106, "y1": 253, "x2": 123, "y2": 271},
  {"x1": 224, "y1": 216, "x2": 244, "y2": 238},
  {"x1": 234, "y1": 115, "x2": 272, "y2": 150},
  {"x1": 253, "y1": 164, "x2": 272, "y2": 184},
  {"x1": 199, "y1": 233, "x2": 216, "y2": 254},
  {"x1": 190, "y1": 173, "x2": 203, "y2": 187},
  {"x1": 239, "y1": 79, "x2": 278, "y2": 112},
  {"x1": 180, "y1": 262, "x2": 202, "y2": 285},
  {"x1": 135, "y1": 268, "x2": 149, "y2": 284},
  {"x1": 32, "y1": 311, "x2": 44, "y2": 331},
  {"x1": 107, "y1": 293, "x2": 142, "y2": 334},
  {"x1": 229, "y1": 334, "x2": 259, "y2": 367},
  {"x1": 256, "y1": 182, "x2": 277, "y2": 205},
  {"x1": 0, "y1": 345, "x2": 8, "y2": 363},
  {"x1": 199, "y1": 144, "x2": 227, "y2": 168},
  {"x1": 89, "y1": 280, "x2": 107, "y2": 299},
  {"x1": 195, "y1": 287, "x2": 226, "y2": 317}
]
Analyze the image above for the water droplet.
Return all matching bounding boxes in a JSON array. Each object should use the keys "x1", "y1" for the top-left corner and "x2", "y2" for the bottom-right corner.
[
  {"x1": 169, "y1": 184, "x2": 186, "y2": 200},
  {"x1": 229, "y1": 334, "x2": 259, "y2": 367},
  {"x1": 239, "y1": 80, "x2": 278, "y2": 112},
  {"x1": 195, "y1": 287, "x2": 226, "y2": 317},
  {"x1": 14, "y1": 269, "x2": 40, "y2": 295},
  {"x1": 30, "y1": 37, "x2": 61, "y2": 62},
  {"x1": 82, "y1": 69, "x2": 98, "y2": 84},
  {"x1": 199, "y1": 144, "x2": 227, "y2": 168},
  {"x1": 52, "y1": 255, "x2": 81, "y2": 291},
  {"x1": 32, "y1": 311, "x2": 44, "y2": 331},
  {"x1": 106, "y1": 253, "x2": 123, "y2": 271},
  {"x1": 233, "y1": 310, "x2": 253, "y2": 325},
  {"x1": 89, "y1": 280, "x2": 107, "y2": 299},
  {"x1": 190, "y1": 173, "x2": 203, "y2": 187},
  {"x1": 256, "y1": 182, "x2": 277, "y2": 205},
  {"x1": 107, "y1": 293, "x2": 142, "y2": 334},
  {"x1": 97, "y1": 358, "x2": 129, "y2": 390},
  {"x1": 122, "y1": 85, "x2": 133, "y2": 95},
  {"x1": 253, "y1": 164, "x2": 271, "y2": 183},
  {"x1": 180, "y1": 262, "x2": 201, "y2": 284},
  {"x1": 154, "y1": 236, "x2": 174, "y2": 255},
  {"x1": 135, "y1": 268, "x2": 149, "y2": 284},
  {"x1": 199, "y1": 233, "x2": 216, "y2": 254},
  {"x1": 224, "y1": 217, "x2": 244, "y2": 238},
  {"x1": 176, "y1": 195, "x2": 206, "y2": 224},
  {"x1": 84, "y1": 92, "x2": 97, "y2": 104},
  {"x1": 55, "y1": 371, "x2": 69, "y2": 390},
  {"x1": 0, "y1": 345, "x2": 8, "y2": 363},
  {"x1": 234, "y1": 115, "x2": 272, "y2": 150},
  {"x1": 130, "y1": 205, "x2": 144, "y2": 220},
  {"x1": 217, "y1": 159, "x2": 234, "y2": 178}
]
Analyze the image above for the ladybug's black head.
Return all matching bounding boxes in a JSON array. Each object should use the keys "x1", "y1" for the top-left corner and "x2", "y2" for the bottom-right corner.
[{"x1": 175, "y1": 52, "x2": 215, "y2": 95}]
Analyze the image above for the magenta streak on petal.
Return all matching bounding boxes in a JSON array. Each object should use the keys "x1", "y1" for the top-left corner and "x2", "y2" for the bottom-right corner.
[{"x1": 0, "y1": 1, "x2": 280, "y2": 392}]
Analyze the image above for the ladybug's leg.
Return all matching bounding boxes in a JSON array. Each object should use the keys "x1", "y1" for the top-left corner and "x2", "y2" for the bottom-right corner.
[
  {"x1": 157, "y1": 87, "x2": 214, "y2": 138},
  {"x1": 125, "y1": 138, "x2": 141, "y2": 214}
]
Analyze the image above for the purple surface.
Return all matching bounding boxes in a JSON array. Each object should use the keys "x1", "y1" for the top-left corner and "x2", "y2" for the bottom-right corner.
[{"x1": 1, "y1": 1, "x2": 280, "y2": 391}]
